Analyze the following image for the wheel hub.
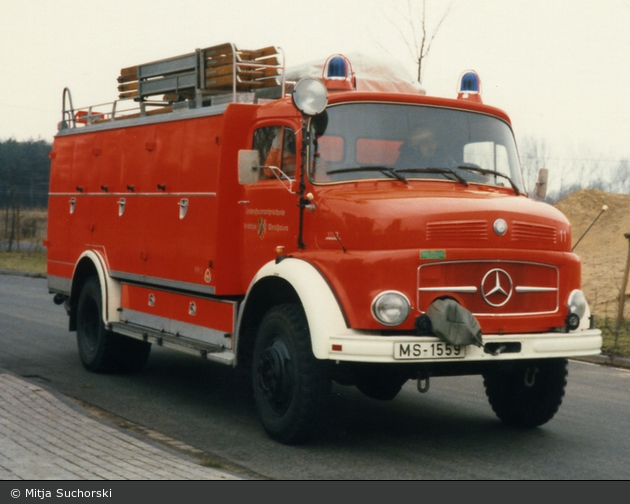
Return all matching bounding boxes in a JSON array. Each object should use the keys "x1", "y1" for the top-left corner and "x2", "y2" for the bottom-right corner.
[{"x1": 257, "y1": 340, "x2": 293, "y2": 412}]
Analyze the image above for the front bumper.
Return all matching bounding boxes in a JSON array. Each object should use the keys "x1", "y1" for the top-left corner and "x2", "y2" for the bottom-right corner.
[{"x1": 326, "y1": 328, "x2": 602, "y2": 363}]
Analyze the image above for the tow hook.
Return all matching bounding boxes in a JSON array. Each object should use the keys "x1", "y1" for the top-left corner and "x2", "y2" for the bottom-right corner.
[
  {"x1": 524, "y1": 365, "x2": 539, "y2": 387},
  {"x1": 482, "y1": 342, "x2": 518, "y2": 356},
  {"x1": 490, "y1": 344, "x2": 506, "y2": 356},
  {"x1": 417, "y1": 372, "x2": 430, "y2": 393}
]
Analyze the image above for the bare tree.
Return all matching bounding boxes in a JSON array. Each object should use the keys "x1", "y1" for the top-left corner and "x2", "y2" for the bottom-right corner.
[
  {"x1": 385, "y1": 0, "x2": 454, "y2": 84},
  {"x1": 572, "y1": 145, "x2": 609, "y2": 193},
  {"x1": 608, "y1": 158, "x2": 630, "y2": 193}
]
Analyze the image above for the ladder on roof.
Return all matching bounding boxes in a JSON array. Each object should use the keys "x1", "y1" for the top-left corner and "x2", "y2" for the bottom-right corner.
[{"x1": 116, "y1": 42, "x2": 284, "y2": 103}]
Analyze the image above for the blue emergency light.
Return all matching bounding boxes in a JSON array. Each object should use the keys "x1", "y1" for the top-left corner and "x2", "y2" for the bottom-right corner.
[
  {"x1": 459, "y1": 71, "x2": 480, "y2": 93},
  {"x1": 326, "y1": 56, "x2": 348, "y2": 78},
  {"x1": 322, "y1": 54, "x2": 355, "y2": 90},
  {"x1": 457, "y1": 70, "x2": 482, "y2": 102}
]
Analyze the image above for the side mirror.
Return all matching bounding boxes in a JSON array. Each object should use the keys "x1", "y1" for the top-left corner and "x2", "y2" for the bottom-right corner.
[
  {"x1": 238, "y1": 150, "x2": 261, "y2": 185},
  {"x1": 536, "y1": 168, "x2": 548, "y2": 199}
]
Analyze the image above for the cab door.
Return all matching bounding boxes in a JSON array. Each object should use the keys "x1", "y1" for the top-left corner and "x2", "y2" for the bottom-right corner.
[{"x1": 241, "y1": 125, "x2": 300, "y2": 281}]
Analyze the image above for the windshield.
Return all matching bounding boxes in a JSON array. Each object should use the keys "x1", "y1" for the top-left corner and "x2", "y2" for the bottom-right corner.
[{"x1": 310, "y1": 103, "x2": 524, "y2": 192}]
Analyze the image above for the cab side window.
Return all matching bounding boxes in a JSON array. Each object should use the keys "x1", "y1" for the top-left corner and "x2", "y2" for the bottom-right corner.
[{"x1": 253, "y1": 126, "x2": 296, "y2": 179}]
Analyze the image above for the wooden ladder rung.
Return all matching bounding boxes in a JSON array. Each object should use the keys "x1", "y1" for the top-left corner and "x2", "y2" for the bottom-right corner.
[
  {"x1": 247, "y1": 46, "x2": 280, "y2": 59},
  {"x1": 118, "y1": 66, "x2": 138, "y2": 83},
  {"x1": 205, "y1": 64, "x2": 264, "y2": 79},
  {"x1": 117, "y1": 81, "x2": 138, "y2": 93},
  {"x1": 118, "y1": 90, "x2": 139, "y2": 100},
  {"x1": 205, "y1": 75, "x2": 265, "y2": 90},
  {"x1": 201, "y1": 42, "x2": 237, "y2": 57}
]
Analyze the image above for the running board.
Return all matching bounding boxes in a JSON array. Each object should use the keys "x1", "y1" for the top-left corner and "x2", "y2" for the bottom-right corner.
[{"x1": 110, "y1": 321, "x2": 235, "y2": 366}]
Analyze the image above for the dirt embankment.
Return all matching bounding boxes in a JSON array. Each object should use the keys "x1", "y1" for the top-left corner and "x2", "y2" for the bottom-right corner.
[{"x1": 555, "y1": 189, "x2": 630, "y2": 320}]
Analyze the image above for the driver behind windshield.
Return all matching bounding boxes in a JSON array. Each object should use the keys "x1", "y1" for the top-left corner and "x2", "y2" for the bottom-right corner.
[{"x1": 395, "y1": 127, "x2": 456, "y2": 169}]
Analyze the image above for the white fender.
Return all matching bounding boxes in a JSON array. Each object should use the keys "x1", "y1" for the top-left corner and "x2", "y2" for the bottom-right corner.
[
  {"x1": 74, "y1": 250, "x2": 121, "y2": 326},
  {"x1": 244, "y1": 258, "x2": 353, "y2": 359}
]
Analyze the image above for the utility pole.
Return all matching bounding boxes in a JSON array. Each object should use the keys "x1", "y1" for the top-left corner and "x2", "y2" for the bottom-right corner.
[{"x1": 615, "y1": 232, "x2": 630, "y2": 333}]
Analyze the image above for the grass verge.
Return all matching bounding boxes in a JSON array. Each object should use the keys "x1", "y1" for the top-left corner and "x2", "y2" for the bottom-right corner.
[
  {"x1": 594, "y1": 317, "x2": 630, "y2": 358},
  {"x1": 0, "y1": 249, "x2": 47, "y2": 276}
]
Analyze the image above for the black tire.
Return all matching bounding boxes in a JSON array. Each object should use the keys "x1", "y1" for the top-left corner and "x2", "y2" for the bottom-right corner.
[
  {"x1": 76, "y1": 277, "x2": 151, "y2": 373},
  {"x1": 115, "y1": 334, "x2": 152, "y2": 373},
  {"x1": 483, "y1": 358, "x2": 568, "y2": 428},
  {"x1": 252, "y1": 304, "x2": 331, "y2": 444}
]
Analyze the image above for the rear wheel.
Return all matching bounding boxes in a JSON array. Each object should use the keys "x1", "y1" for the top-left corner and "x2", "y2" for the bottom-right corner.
[
  {"x1": 76, "y1": 277, "x2": 150, "y2": 373},
  {"x1": 483, "y1": 358, "x2": 568, "y2": 428},
  {"x1": 253, "y1": 304, "x2": 331, "y2": 444}
]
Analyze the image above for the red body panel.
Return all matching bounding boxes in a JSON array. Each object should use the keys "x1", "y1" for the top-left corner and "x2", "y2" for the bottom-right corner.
[
  {"x1": 48, "y1": 105, "x2": 261, "y2": 296},
  {"x1": 121, "y1": 284, "x2": 235, "y2": 334}
]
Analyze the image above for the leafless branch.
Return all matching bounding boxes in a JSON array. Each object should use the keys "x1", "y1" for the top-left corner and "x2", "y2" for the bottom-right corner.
[
  {"x1": 378, "y1": 0, "x2": 455, "y2": 83},
  {"x1": 423, "y1": 2, "x2": 453, "y2": 60}
]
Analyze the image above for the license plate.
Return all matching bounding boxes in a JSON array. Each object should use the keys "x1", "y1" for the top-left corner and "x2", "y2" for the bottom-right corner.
[{"x1": 394, "y1": 342, "x2": 465, "y2": 360}]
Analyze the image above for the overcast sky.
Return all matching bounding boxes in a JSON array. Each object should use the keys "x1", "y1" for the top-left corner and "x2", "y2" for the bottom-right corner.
[{"x1": 2, "y1": 0, "x2": 629, "y2": 170}]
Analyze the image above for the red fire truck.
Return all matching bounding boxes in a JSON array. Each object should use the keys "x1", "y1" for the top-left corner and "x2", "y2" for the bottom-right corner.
[{"x1": 47, "y1": 42, "x2": 602, "y2": 444}]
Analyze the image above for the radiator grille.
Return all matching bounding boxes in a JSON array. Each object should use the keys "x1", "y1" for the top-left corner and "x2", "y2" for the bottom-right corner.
[
  {"x1": 426, "y1": 220, "x2": 487, "y2": 241},
  {"x1": 512, "y1": 221, "x2": 556, "y2": 243}
]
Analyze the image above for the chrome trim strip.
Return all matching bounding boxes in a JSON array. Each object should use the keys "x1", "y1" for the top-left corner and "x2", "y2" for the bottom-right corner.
[
  {"x1": 418, "y1": 286, "x2": 477, "y2": 293},
  {"x1": 418, "y1": 259, "x2": 560, "y2": 270},
  {"x1": 515, "y1": 286, "x2": 558, "y2": 293},
  {"x1": 49, "y1": 192, "x2": 217, "y2": 198},
  {"x1": 119, "y1": 309, "x2": 231, "y2": 348},
  {"x1": 110, "y1": 322, "x2": 235, "y2": 366}
]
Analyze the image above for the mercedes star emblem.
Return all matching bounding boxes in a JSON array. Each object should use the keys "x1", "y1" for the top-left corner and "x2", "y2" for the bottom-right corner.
[{"x1": 481, "y1": 268, "x2": 513, "y2": 307}]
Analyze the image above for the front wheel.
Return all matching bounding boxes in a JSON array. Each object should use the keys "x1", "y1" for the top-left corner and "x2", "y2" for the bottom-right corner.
[
  {"x1": 483, "y1": 358, "x2": 568, "y2": 428},
  {"x1": 252, "y1": 304, "x2": 331, "y2": 444}
]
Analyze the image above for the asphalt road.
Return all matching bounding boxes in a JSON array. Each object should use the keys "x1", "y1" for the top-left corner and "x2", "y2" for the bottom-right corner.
[{"x1": 1, "y1": 274, "x2": 629, "y2": 479}]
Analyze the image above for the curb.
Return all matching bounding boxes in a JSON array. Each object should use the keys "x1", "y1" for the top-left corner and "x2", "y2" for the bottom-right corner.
[{"x1": 572, "y1": 354, "x2": 630, "y2": 370}]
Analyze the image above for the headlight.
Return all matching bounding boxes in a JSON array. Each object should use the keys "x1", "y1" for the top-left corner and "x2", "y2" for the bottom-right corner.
[
  {"x1": 292, "y1": 78, "x2": 328, "y2": 116},
  {"x1": 371, "y1": 291, "x2": 411, "y2": 326}
]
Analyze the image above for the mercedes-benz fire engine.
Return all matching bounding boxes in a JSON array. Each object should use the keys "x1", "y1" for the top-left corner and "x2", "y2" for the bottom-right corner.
[{"x1": 46, "y1": 42, "x2": 602, "y2": 444}]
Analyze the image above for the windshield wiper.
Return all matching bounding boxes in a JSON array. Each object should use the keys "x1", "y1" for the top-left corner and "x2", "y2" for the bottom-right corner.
[
  {"x1": 395, "y1": 167, "x2": 469, "y2": 187},
  {"x1": 327, "y1": 166, "x2": 408, "y2": 184},
  {"x1": 455, "y1": 164, "x2": 520, "y2": 195}
]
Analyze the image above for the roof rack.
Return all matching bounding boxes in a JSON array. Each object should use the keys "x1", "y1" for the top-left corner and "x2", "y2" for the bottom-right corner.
[
  {"x1": 59, "y1": 42, "x2": 286, "y2": 130},
  {"x1": 117, "y1": 42, "x2": 285, "y2": 102}
]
